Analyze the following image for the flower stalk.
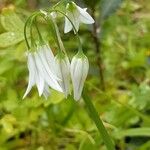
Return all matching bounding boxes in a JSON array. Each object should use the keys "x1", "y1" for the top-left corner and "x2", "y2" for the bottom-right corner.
[
  {"x1": 50, "y1": 9, "x2": 83, "y2": 51},
  {"x1": 24, "y1": 12, "x2": 41, "y2": 49},
  {"x1": 50, "y1": 15, "x2": 66, "y2": 53},
  {"x1": 82, "y1": 90, "x2": 115, "y2": 150}
]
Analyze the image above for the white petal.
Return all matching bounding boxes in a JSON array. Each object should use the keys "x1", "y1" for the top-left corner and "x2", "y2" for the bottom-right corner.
[
  {"x1": 71, "y1": 59, "x2": 83, "y2": 100},
  {"x1": 55, "y1": 56, "x2": 70, "y2": 98},
  {"x1": 43, "y1": 45, "x2": 55, "y2": 64},
  {"x1": 77, "y1": 6, "x2": 94, "y2": 24},
  {"x1": 23, "y1": 53, "x2": 36, "y2": 99},
  {"x1": 75, "y1": 58, "x2": 89, "y2": 100},
  {"x1": 71, "y1": 57, "x2": 79, "y2": 99},
  {"x1": 64, "y1": 3, "x2": 73, "y2": 33},
  {"x1": 64, "y1": 15, "x2": 73, "y2": 33},
  {"x1": 34, "y1": 52, "x2": 63, "y2": 93},
  {"x1": 71, "y1": 57, "x2": 89, "y2": 100},
  {"x1": 38, "y1": 47, "x2": 60, "y2": 81},
  {"x1": 71, "y1": 11, "x2": 80, "y2": 32},
  {"x1": 43, "y1": 45, "x2": 58, "y2": 75},
  {"x1": 34, "y1": 52, "x2": 45, "y2": 96},
  {"x1": 64, "y1": 9, "x2": 80, "y2": 33},
  {"x1": 43, "y1": 84, "x2": 50, "y2": 99}
]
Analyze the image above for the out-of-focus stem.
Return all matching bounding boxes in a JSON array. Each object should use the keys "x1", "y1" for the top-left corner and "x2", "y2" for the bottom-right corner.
[{"x1": 91, "y1": 9, "x2": 105, "y2": 90}]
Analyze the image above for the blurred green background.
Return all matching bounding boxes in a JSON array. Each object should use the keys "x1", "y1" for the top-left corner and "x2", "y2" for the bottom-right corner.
[{"x1": 0, "y1": 0, "x2": 150, "y2": 149}]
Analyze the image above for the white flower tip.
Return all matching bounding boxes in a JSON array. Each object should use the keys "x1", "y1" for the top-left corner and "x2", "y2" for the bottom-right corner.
[
  {"x1": 22, "y1": 94, "x2": 26, "y2": 99},
  {"x1": 90, "y1": 18, "x2": 95, "y2": 24},
  {"x1": 74, "y1": 95, "x2": 81, "y2": 101},
  {"x1": 64, "y1": 28, "x2": 69, "y2": 34},
  {"x1": 83, "y1": 8, "x2": 87, "y2": 11}
]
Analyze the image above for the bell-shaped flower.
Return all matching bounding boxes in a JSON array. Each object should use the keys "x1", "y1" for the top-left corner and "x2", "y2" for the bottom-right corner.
[
  {"x1": 64, "y1": 2, "x2": 94, "y2": 33},
  {"x1": 23, "y1": 44, "x2": 63, "y2": 99},
  {"x1": 55, "y1": 52, "x2": 70, "y2": 98},
  {"x1": 70, "y1": 51, "x2": 89, "y2": 100}
]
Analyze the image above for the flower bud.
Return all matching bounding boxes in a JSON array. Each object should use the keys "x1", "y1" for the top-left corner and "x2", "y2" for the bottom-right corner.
[
  {"x1": 55, "y1": 53, "x2": 70, "y2": 98},
  {"x1": 71, "y1": 52, "x2": 89, "y2": 100}
]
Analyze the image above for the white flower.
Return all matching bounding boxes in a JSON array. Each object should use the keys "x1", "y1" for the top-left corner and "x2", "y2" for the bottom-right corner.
[
  {"x1": 70, "y1": 52, "x2": 89, "y2": 100},
  {"x1": 23, "y1": 44, "x2": 63, "y2": 99},
  {"x1": 55, "y1": 53, "x2": 70, "y2": 98},
  {"x1": 64, "y1": 2, "x2": 94, "y2": 33}
]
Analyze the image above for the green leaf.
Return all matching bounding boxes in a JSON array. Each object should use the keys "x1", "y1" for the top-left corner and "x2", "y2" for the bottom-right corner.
[
  {"x1": 100, "y1": 0, "x2": 123, "y2": 20},
  {"x1": 114, "y1": 128, "x2": 150, "y2": 138},
  {"x1": 0, "y1": 9, "x2": 24, "y2": 32},
  {"x1": 0, "y1": 32, "x2": 24, "y2": 48}
]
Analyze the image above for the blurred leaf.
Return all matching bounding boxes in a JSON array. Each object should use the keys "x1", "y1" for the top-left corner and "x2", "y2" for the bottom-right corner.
[
  {"x1": 130, "y1": 83, "x2": 150, "y2": 110},
  {"x1": 0, "y1": 59, "x2": 13, "y2": 75},
  {"x1": 0, "y1": 115, "x2": 16, "y2": 134},
  {"x1": 0, "y1": 32, "x2": 24, "y2": 48},
  {"x1": 138, "y1": 141, "x2": 150, "y2": 150},
  {"x1": 0, "y1": 9, "x2": 24, "y2": 32},
  {"x1": 100, "y1": 0, "x2": 123, "y2": 20},
  {"x1": 36, "y1": 147, "x2": 45, "y2": 150},
  {"x1": 114, "y1": 128, "x2": 150, "y2": 138},
  {"x1": 105, "y1": 104, "x2": 140, "y2": 127}
]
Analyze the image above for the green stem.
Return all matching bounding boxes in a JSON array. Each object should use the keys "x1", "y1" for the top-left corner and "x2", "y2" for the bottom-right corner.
[
  {"x1": 44, "y1": 16, "x2": 62, "y2": 51},
  {"x1": 50, "y1": 16, "x2": 66, "y2": 53},
  {"x1": 34, "y1": 17, "x2": 45, "y2": 45},
  {"x1": 53, "y1": 0, "x2": 67, "y2": 9},
  {"x1": 50, "y1": 9, "x2": 83, "y2": 52},
  {"x1": 30, "y1": 17, "x2": 35, "y2": 47},
  {"x1": 24, "y1": 16, "x2": 32, "y2": 49},
  {"x1": 82, "y1": 90, "x2": 115, "y2": 150},
  {"x1": 24, "y1": 12, "x2": 41, "y2": 49}
]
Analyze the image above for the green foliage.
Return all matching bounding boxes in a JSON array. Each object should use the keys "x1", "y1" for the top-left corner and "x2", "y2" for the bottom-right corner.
[
  {"x1": 0, "y1": 0, "x2": 150, "y2": 150},
  {"x1": 0, "y1": 32, "x2": 24, "y2": 47},
  {"x1": 0, "y1": 8, "x2": 24, "y2": 47},
  {"x1": 0, "y1": 9, "x2": 24, "y2": 32}
]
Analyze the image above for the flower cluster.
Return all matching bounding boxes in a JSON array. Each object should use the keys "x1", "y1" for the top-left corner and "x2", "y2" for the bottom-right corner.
[{"x1": 23, "y1": 1, "x2": 94, "y2": 100}]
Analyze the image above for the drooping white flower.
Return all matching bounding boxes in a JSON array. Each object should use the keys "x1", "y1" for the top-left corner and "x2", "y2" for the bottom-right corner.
[
  {"x1": 70, "y1": 51, "x2": 89, "y2": 100},
  {"x1": 23, "y1": 52, "x2": 45, "y2": 99},
  {"x1": 64, "y1": 2, "x2": 94, "y2": 33},
  {"x1": 34, "y1": 51, "x2": 62, "y2": 92},
  {"x1": 23, "y1": 44, "x2": 63, "y2": 99},
  {"x1": 55, "y1": 53, "x2": 70, "y2": 98},
  {"x1": 37, "y1": 44, "x2": 58, "y2": 80}
]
